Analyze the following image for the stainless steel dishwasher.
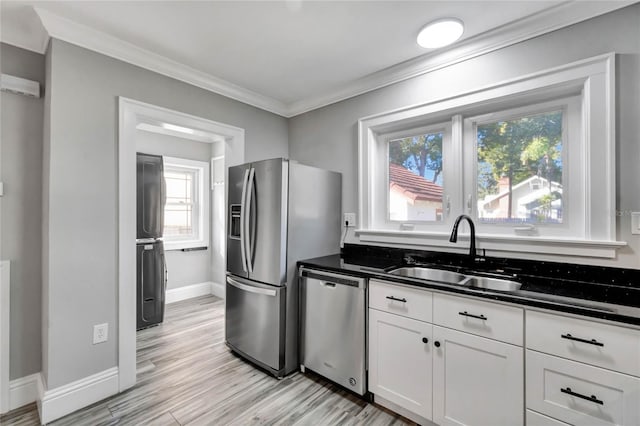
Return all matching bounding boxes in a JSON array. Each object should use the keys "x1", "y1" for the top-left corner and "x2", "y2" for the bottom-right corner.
[{"x1": 299, "y1": 267, "x2": 367, "y2": 395}]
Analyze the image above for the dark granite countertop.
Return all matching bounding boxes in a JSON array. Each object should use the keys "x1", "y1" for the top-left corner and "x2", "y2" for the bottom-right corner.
[{"x1": 298, "y1": 249, "x2": 640, "y2": 326}]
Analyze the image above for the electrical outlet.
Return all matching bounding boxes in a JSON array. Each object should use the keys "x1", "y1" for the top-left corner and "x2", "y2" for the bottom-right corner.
[
  {"x1": 344, "y1": 213, "x2": 356, "y2": 227},
  {"x1": 93, "y1": 323, "x2": 108, "y2": 344}
]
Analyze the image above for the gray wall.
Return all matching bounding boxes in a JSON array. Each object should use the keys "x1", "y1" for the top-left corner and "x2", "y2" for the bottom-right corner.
[
  {"x1": 288, "y1": 4, "x2": 640, "y2": 269},
  {"x1": 0, "y1": 43, "x2": 44, "y2": 380},
  {"x1": 42, "y1": 39, "x2": 288, "y2": 389},
  {"x1": 135, "y1": 130, "x2": 215, "y2": 290}
]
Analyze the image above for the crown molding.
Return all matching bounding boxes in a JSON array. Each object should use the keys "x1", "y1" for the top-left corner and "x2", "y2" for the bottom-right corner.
[
  {"x1": 33, "y1": 7, "x2": 289, "y2": 116},
  {"x1": 21, "y1": 2, "x2": 635, "y2": 118},
  {"x1": 286, "y1": 1, "x2": 636, "y2": 116}
]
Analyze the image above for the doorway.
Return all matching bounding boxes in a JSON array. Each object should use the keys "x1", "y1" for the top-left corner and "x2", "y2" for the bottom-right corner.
[{"x1": 118, "y1": 98, "x2": 245, "y2": 392}]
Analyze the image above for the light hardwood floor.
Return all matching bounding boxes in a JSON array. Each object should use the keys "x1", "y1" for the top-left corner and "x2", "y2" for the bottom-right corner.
[{"x1": 2, "y1": 295, "x2": 412, "y2": 425}]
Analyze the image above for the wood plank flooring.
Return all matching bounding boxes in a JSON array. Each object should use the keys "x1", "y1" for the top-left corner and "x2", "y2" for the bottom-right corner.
[{"x1": 1, "y1": 295, "x2": 413, "y2": 426}]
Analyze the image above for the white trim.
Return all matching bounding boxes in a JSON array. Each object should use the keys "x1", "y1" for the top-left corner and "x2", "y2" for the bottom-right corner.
[
  {"x1": 356, "y1": 229, "x2": 626, "y2": 259},
  {"x1": 210, "y1": 281, "x2": 225, "y2": 299},
  {"x1": 357, "y1": 53, "x2": 620, "y2": 259},
  {"x1": 0, "y1": 261, "x2": 9, "y2": 414},
  {"x1": 8, "y1": 373, "x2": 40, "y2": 411},
  {"x1": 38, "y1": 368, "x2": 119, "y2": 424},
  {"x1": 288, "y1": 1, "x2": 633, "y2": 116},
  {"x1": 118, "y1": 97, "x2": 243, "y2": 393},
  {"x1": 165, "y1": 282, "x2": 213, "y2": 304},
  {"x1": 22, "y1": 3, "x2": 631, "y2": 117},
  {"x1": 33, "y1": 8, "x2": 288, "y2": 117}
]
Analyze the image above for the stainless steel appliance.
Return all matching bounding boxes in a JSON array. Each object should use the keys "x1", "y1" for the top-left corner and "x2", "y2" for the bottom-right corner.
[
  {"x1": 226, "y1": 158, "x2": 341, "y2": 377},
  {"x1": 136, "y1": 152, "x2": 167, "y2": 330},
  {"x1": 299, "y1": 267, "x2": 367, "y2": 395}
]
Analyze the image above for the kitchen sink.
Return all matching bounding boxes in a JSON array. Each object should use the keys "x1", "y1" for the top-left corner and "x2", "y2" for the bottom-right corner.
[
  {"x1": 387, "y1": 267, "x2": 468, "y2": 285},
  {"x1": 462, "y1": 276, "x2": 522, "y2": 292}
]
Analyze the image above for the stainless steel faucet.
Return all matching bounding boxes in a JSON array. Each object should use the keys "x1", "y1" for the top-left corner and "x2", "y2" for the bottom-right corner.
[{"x1": 449, "y1": 214, "x2": 476, "y2": 258}]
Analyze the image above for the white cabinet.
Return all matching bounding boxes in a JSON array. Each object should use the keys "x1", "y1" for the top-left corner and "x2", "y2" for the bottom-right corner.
[
  {"x1": 433, "y1": 292, "x2": 523, "y2": 345},
  {"x1": 368, "y1": 309, "x2": 433, "y2": 421},
  {"x1": 525, "y1": 310, "x2": 640, "y2": 426},
  {"x1": 368, "y1": 280, "x2": 524, "y2": 426},
  {"x1": 432, "y1": 325, "x2": 524, "y2": 426},
  {"x1": 367, "y1": 280, "x2": 639, "y2": 426}
]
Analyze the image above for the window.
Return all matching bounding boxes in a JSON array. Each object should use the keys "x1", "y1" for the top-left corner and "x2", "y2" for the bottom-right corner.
[
  {"x1": 163, "y1": 157, "x2": 209, "y2": 250},
  {"x1": 358, "y1": 53, "x2": 622, "y2": 258},
  {"x1": 388, "y1": 127, "x2": 445, "y2": 222}
]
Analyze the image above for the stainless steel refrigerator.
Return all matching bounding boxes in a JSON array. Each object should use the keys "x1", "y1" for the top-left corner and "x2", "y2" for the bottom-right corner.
[
  {"x1": 136, "y1": 152, "x2": 167, "y2": 330},
  {"x1": 226, "y1": 158, "x2": 341, "y2": 377}
]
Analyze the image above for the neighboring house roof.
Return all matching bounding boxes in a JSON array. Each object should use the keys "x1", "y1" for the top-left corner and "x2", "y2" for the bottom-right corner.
[
  {"x1": 389, "y1": 163, "x2": 442, "y2": 202},
  {"x1": 479, "y1": 175, "x2": 561, "y2": 207}
]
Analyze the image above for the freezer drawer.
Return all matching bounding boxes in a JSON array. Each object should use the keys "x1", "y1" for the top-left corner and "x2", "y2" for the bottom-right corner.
[
  {"x1": 225, "y1": 275, "x2": 286, "y2": 372},
  {"x1": 300, "y1": 268, "x2": 367, "y2": 395}
]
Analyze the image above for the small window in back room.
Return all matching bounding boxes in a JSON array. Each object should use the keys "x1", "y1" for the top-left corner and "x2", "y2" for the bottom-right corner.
[
  {"x1": 475, "y1": 110, "x2": 563, "y2": 225},
  {"x1": 164, "y1": 167, "x2": 196, "y2": 237},
  {"x1": 161, "y1": 156, "x2": 209, "y2": 250},
  {"x1": 388, "y1": 131, "x2": 444, "y2": 222}
]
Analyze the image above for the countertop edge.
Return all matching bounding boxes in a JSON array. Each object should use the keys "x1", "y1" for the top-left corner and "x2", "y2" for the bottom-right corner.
[{"x1": 298, "y1": 256, "x2": 640, "y2": 327}]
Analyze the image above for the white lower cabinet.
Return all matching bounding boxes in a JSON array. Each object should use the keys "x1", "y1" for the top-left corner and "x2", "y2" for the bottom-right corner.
[
  {"x1": 526, "y1": 410, "x2": 571, "y2": 426},
  {"x1": 433, "y1": 325, "x2": 524, "y2": 426},
  {"x1": 526, "y1": 350, "x2": 640, "y2": 426},
  {"x1": 368, "y1": 308, "x2": 433, "y2": 421},
  {"x1": 367, "y1": 281, "x2": 640, "y2": 426}
]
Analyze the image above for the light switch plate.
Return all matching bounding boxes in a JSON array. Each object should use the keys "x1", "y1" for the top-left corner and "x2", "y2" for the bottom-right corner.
[
  {"x1": 631, "y1": 212, "x2": 640, "y2": 235},
  {"x1": 0, "y1": 182, "x2": 4, "y2": 196}
]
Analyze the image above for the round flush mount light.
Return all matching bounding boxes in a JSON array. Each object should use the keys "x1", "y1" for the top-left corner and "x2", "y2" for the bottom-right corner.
[{"x1": 417, "y1": 18, "x2": 464, "y2": 49}]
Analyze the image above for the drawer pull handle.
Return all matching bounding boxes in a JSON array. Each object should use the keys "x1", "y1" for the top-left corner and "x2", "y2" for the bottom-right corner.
[
  {"x1": 561, "y1": 333, "x2": 604, "y2": 347},
  {"x1": 458, "y1": 311, "x2": 487, "y2": 320},
  {"x1": 386, "y1": 296, "x2": 407, "y2": 303},
  {"x1": 560, "y1": 387, "x2": 604, "y2": 405}
]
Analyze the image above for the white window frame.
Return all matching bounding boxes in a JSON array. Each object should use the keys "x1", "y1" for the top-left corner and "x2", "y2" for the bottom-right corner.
[
  {"x1": 357, "y1": 53, "x2": 625, "y2": 258},
  {"x1": 163, "y1": 156, "x2": 210, "y2": 251},
  {"x1": 379, "y1": 121, "x2": 456, "y2": 231},
  {"x1": 463, "y1": 96, "x2": 581, "y2": 239}
]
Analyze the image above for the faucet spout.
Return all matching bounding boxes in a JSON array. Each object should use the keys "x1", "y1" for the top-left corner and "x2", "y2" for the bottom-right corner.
[{"x1": 449, "y1": 214, "x2": 476, "y2": 258}]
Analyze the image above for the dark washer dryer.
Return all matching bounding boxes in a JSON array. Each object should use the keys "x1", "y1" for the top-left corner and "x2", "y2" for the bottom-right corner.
[{"x1": 136, "y1": 152, "x2": 167, "y2": 330}]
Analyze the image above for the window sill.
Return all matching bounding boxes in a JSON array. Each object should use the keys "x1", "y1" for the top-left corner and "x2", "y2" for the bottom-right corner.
[
  {"x1": 355, "y1": 229, "x2": 626, "y2": 259},
  {"x1": 164, "y1": 240, "x2": 209, "y2": 252}
]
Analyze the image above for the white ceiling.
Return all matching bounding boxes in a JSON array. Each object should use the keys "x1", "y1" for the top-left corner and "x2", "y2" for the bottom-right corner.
[{"x1": 0, "y1": 1, "x2": 634, "y2": 116}]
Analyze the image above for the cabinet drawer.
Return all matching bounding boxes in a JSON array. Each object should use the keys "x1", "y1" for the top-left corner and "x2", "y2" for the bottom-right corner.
[
  {"x1": 526, "y1": 350, "x2": 640, "y2": 426},
  {"x1": 526, "y1": 310, "x2": 640, "y2": 377},
  {"x1": 526, "y1": 410, "x2": 570, "y2": 426},
  {"x1": 369, "y1": 279, "x2": 432, "y2": 322},
  {"x1": 433, "y1": 293, "x2": 523, "y2": 345}
]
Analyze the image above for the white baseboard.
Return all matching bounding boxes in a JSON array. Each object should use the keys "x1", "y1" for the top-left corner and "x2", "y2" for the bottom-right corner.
[
  {"x1": 7, "y1": 373, "x2": 39, "y2": 411},
  {"x1": 210, "y1": 281, "x2": 225, "y2": 299},
  {"x1": 38, "y1": 367, "x2": 119, "y2": 424},
  {"x1": 165, "y1": 281, "x2": 224, "y2": 304}
]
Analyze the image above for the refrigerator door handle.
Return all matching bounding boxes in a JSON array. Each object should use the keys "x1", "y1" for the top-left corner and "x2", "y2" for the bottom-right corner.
[
  {"x1": 244, "y1": 167, "x2": 256, "y2": 274},
  {"x1": 239, "y1": 168, "x2": 250, "y2": 273},
  {"x1": 228, "y1": 277, "x2": 276, "y2": 297}
]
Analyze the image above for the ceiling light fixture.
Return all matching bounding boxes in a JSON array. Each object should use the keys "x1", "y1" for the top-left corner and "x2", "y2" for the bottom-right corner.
[
  {"x1": 161, "y1": 123, "x2": 195, "y2": 134},
  {"x1": 417, "y1": 18, "x2": 464, "y2": 49}
]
